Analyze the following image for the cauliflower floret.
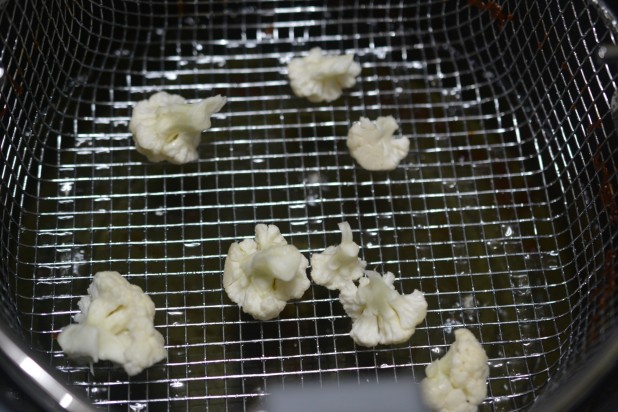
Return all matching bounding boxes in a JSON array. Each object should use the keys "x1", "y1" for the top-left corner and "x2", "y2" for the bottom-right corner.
[
  {"x1": 57, "y1": 271, "x2": 166, "y2": 376},
  {"x1": 287, "y1": 47, "x2": 361, "y2": 103},
  {"x1": 129, "y1": 91, "x2": 226, "y2": 164},
  {"x1": 310, "y1": 221, "x2": 366, "y2": 290},
  {"x1": 339, "y1": 270, "x2": 427, "y2": 347},
  {"x1": 346, "y1": 116, "x2": 410, "y2": 171},
  {"x1": 420, "y1": 328, "x2": 489, "y2": 412},
  {"x1": 223, "y1": 224, "x2": 310, "y2": 320}
]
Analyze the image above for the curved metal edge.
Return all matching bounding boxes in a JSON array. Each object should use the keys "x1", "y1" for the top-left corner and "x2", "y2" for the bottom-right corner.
[
  {"x1": 0, "y1": 323, "x2": 97, "y2": 412},
  {"x1": 530, "y1": 329, "x2": 618, "y2": 412},
  {"x1": 591, "y1": 0, "x2": 618, "y2": 35},
  {"x1": 533, "y1": 2, "x2": 618, "y2": 409},
  {"x1": 0, "y1": 1, "x2": 615, "y2": 411}
]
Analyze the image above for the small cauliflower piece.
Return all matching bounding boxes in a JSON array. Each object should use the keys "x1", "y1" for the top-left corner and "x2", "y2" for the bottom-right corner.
[
  {"x1": 346, "y1": 116, "x2": 410, "y2": 171},
  {"x1": 129, "y1": 91, "x2": 226, "y2": 164},
  {"x1": 57, "y1": 271, "x2": 166, "y2": 376},
  {"x1": 223, "y1": 224, "x2": 310, "y2": 320},
  {"x1": 310, "y1": 221, "x2": 366, "y2": 290},
  {"x1": 287, "y1": 47, "x2": 361, "y2": 103},
  {"x1": 420, "y1": 328, "x2": 489, "y2": 412},
  {"x1": 339, "y1": 270, "x2": 427, "y2": 347}
]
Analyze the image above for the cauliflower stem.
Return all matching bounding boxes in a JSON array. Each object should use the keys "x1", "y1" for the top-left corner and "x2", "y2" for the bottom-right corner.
[
  {"x1": 310, "y1": 221, "x2": 366, "y2": 290},
  {"x1": 223, "y1": 224, "x2": 310, "y2": 321},
  {"x1": 340, "y1": 271, "x2": 427, "y2": 347},
  {"x1": 243, "y1": 244, "x2": 302, "y2": 284},
  {"x1": 129, "y1": 91, "x2": 226, "y2": 164},
  {"x1": 156, "y1": 96, "x2": 226, "y2": 141}
]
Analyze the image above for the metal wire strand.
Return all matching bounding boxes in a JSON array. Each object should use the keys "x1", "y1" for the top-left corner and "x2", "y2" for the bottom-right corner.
[{"x1": 0, "y1": 0, "x2": 616, "y2": 411}]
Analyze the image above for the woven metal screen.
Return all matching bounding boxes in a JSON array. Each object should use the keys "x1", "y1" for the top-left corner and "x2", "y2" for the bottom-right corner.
[{"x1": 0, "y1": 0, "x2": 617, "y2": 410}]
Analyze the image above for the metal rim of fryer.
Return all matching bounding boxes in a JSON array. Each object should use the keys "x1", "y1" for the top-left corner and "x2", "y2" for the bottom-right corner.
[{"x1": 0, "y1": 1, "x2": 617, "y2": 411}]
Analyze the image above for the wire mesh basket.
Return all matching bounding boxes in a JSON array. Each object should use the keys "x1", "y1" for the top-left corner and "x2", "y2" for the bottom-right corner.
[{"x1": 0, "y1": 0, "x2": 617, "y2": 411}]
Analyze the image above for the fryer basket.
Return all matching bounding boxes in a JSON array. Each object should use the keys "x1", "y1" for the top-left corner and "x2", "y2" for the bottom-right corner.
[{"x1": 0, "y1": 0, "x2": 617, "y2": 410}]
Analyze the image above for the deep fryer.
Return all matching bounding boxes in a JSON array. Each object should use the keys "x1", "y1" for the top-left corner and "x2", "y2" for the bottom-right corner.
[{"x1": 0, "y1": 0, "x2": 617, "y2": 410}]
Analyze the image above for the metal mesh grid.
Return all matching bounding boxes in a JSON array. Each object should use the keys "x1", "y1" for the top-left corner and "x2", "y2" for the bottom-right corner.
[{"x1": 0, "y1": 0, "x2": 617, "y2": 410}]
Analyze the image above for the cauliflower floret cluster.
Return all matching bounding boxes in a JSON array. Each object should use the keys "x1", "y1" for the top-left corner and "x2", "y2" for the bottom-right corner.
[
  {"x1": 223, "y1": 222, "x2": 427, "y2": 348},
  {"x1": 420, "y1": 328, "x2": 489, "y2": 412},
  {"x1": 339, "y1": 270, "x2": 427, "y2": 347},
  {"x1": 287, "y1": 47, "x2": 361, "y2": 103},
  {"x1": 57, "y1": 271, "x2": 166, "y2": 376},
  {"x1": 223, "y1": 224, "x2": 310, "y2": 320},
  {"x1": 347, "y1": 115, "x2": 410, "y2": 171},
  {"x1": 129, "y1": 91, "x2": 226, "y2": 164},
  {"x1": 310, "y1": 221, "x2": 366, "y2": 290}
]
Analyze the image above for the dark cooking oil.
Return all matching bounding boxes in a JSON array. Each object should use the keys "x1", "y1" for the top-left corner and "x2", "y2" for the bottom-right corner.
[{"x1": 15, "y1": 25, "x2": 587, "y2": 412}]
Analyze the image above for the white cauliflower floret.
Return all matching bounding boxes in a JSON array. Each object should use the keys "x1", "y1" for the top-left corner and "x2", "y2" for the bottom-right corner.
[
  {"x1": 57, "y1": 271, "x2": 166, "y2": 376},
  {"x1": 346, "y1": 116, "x2": 410, "y2": 171},
  {"x1": 129, "y1": 91, "x2": 226, "y2": 164},
  {"x1": 223, "y1": 224, "x2": 310, "y2": 320},
  {"x1": 420, "y1": 328, "x2": 489, "y2": 412},
  {"x1": 287, "y1": 47, "x2": 361, "y2": 103},
  {"x1": 310, "y1": 221, "x2": 366, "y2": 290},
  {"x1": 339, "y1": 270, "x2": 427, "y2": 347}
]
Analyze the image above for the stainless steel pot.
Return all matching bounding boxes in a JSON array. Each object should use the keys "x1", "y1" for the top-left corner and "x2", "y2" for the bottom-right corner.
[{"x1": 0, "y1": 1, "x2": 616, "y2": 410}]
